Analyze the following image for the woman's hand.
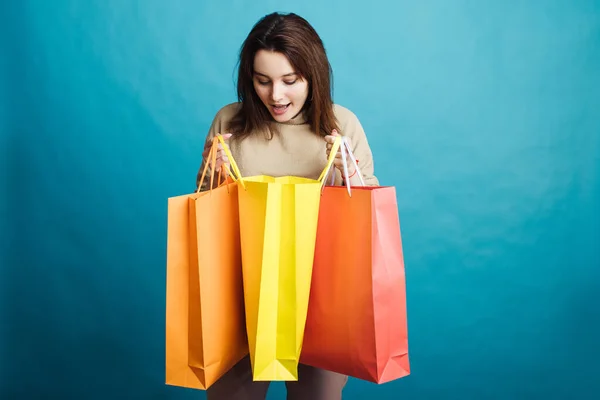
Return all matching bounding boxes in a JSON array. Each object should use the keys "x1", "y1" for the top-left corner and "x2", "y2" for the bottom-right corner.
[
  {"x1": 324, "y1": 130, "x2": 356, "y2": 176},
  {"x1": 202, "y1": 133, "x2": 233, "y2": 175}
]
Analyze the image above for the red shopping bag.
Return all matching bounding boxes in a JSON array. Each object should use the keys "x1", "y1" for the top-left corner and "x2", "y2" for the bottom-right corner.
[{"x1": 300, "y1": 138, "x2": 410, "y2": 384}]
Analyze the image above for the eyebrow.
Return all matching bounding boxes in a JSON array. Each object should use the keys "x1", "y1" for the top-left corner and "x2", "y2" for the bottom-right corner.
[{"x1": 253, "y1": 72, "x2": 297, "y2": 78}]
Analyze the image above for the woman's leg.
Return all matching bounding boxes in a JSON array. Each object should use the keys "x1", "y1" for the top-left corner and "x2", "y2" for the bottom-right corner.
[
  {"x1": 206, "y1": 355, "x2": 270, "y2": 400},
  {"x1": 285, "y1": 364, "x2": 348, "y2": 400}
]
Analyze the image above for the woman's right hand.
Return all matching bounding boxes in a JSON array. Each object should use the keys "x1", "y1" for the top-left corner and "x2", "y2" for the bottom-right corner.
[{"x1": 202, "y1": 133, "x2": 233, "y2": 175}]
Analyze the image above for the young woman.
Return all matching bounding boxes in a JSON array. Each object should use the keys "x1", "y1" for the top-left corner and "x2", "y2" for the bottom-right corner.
[{"x1": 197, "y1": 11, "x2": 379, "y2": 400}]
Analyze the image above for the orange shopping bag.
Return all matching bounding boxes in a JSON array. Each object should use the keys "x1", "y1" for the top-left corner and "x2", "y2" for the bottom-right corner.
[
  {"x1": 300, "y1": 138, "x2": 410, "y2": 384},
  {"x1": 165, "y1": 135, "x2": 248, "y2": 389}
]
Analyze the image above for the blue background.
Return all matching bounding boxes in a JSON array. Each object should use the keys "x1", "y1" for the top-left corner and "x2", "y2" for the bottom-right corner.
[{"x1": 2, "y1": 0, "x2": 599, "y2": 399}]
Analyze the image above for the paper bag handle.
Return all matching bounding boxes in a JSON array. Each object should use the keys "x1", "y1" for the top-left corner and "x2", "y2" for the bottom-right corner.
[
  {"x1": 197, "y1": 138, "x2": 225, "y2": 193},
  {"x1": 202, "y1": 134, "x2": 339, "y2": 191},
  {"x1": 197, "y1": 134, "x2": 244, "y2": 193},
  {"x1": 328, "y1": 136, "x2": 365, "y2": 196},
  {"x1": 318, "y1": 135, "x2": 342, "y2": 186},
  {"x1": 216, "y1": 134, "x2": 246, "y2": 190}
]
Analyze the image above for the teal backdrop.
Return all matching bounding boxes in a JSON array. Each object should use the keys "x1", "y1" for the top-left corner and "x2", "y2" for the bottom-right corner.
[{"x1": 2, "y1": 0, "x2": 599, "y2": 399}]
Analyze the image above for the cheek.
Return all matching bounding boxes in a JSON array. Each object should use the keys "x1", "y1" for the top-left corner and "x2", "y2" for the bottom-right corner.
[
  {"x1": 254, "y1": 84, "x2": 269, "y2": 102},
  {"x1": 290, "y1": 84, "x2": 309, "y2": 102}
]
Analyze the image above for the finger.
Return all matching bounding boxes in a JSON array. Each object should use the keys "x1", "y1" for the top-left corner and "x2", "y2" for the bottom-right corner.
[
  {"x1": 217, "y1": 145, "x2": 228, "y2": 157},
  {"x1": 222, "y1": 133, "x2": 233, "y2": 140},
  {"x1": 215, "y1": 159, "x2": 229, "y2": 171},
  {"x1": 217, "y1": 149, "x2": 229, "y2": 162},
  {"x1": 217, "y1": 142, "x2": 230, "y2": 154},
  {"x1": 332, "y1": 129, "x2": 339, "y2": 136}
]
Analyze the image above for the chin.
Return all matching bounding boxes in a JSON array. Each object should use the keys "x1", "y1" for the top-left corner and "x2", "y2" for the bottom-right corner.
[
  {"x1": 270, "y1": 113, "x2": 290, "y2": 123},
  {"x1": 273, "y1": 115, "x2": 291, "y2": 123}
]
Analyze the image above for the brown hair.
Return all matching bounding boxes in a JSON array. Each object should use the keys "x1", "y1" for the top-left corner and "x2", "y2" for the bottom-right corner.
[{"x1": 228, "y1": 12, "x2": 339, "y2": 139}]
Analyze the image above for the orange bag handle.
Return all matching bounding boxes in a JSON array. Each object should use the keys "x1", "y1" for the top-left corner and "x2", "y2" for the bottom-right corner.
[
  {"x1": 196, "y1": 134, "x2": 241, "y2": 193},
  {"x1": 215, "y1": 135, "x2": 246, "y2": 190}
]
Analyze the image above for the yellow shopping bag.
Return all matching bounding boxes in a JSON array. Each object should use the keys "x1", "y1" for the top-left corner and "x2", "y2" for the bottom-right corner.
[{"x1": 217, "y1": 135, "x2": 341, "y2": 381}]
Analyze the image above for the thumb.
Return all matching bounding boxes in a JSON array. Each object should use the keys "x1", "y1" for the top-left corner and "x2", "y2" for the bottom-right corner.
[{"x1": 332, "y1": 129, "x2": 339, "y2": 136}]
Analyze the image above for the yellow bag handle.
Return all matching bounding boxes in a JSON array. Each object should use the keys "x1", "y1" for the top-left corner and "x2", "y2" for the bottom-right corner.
[
  {"x1": 317, "y1": 135, "x2": 342, "y2": 186},
  {"x1": 202, "y1": 134, "x2": 339, "y2": 190}
]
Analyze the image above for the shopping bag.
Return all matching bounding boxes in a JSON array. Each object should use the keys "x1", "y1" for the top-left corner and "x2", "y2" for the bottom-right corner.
[
  {"x1": 165, "y1": 135, "x2": 248, "y2": 389},
  {"x1": 300, "y1": 138, "x2": 410, "y2": 384},
  {"x1": 218, "y1": 135, "x2": 342, "y2": 381}
]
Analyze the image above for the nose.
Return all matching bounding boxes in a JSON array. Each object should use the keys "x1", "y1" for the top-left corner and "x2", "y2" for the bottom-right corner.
[{"x1": 271, "y1": 82, "x2": 284, "y2": 102}]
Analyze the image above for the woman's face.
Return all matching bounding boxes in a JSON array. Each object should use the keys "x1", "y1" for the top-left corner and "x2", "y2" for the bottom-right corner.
[{"x1": 253, "y1": 50, "x2": 309, "y2": 123}]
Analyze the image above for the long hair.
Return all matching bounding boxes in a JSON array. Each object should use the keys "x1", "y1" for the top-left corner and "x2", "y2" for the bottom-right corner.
[{"x1": 228, "y1": 12, "x2": 339, "y2": 139}]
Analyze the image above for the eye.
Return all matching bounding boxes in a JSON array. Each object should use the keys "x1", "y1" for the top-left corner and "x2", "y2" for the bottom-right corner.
[
  {"x1": 284, "y1": 80, "x2": 297, "y2": 85},
  {"x1": 257, "y1": 80, "x2": 270, "y2": 86}
]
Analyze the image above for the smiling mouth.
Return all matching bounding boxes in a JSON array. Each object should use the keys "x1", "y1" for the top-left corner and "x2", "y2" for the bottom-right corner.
[{"x1": 271, "y1": 103, "x2": 290, "y2": 115}]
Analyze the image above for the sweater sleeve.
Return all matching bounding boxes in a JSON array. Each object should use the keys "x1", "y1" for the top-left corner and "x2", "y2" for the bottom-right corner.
[
  {"x1": 337, "y1": 107, "x2": 380, "y2": 186},
  {"x1": 195, "y1": 105, "x2": 234, "y2": 191}
]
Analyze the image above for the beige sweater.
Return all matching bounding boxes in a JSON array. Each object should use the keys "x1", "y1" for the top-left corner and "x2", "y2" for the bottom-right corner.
[{"x1": 196, "y1": 102, "x2": 379, "y2": 190}]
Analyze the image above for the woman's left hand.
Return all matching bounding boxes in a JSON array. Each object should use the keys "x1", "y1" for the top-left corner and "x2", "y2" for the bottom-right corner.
[{"x1": 324, "y1": 130, "x2": 355, "y2": 175}]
